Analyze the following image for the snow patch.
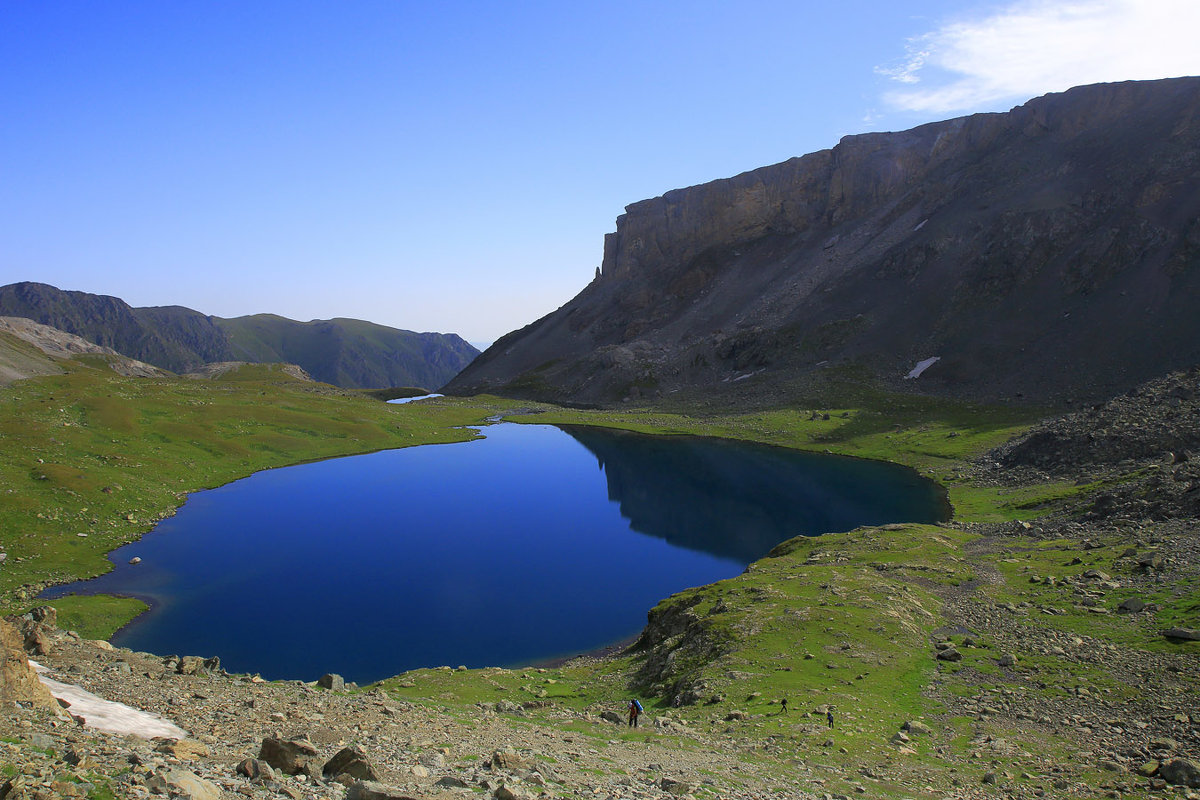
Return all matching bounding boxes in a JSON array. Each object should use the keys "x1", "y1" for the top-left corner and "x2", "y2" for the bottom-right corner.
[
  {"x1": 904, "y1": 357, "x2": 940, "y2": 379},
  {"x1": 31, "y1": 661, "x2": 188, "y2": 739}
]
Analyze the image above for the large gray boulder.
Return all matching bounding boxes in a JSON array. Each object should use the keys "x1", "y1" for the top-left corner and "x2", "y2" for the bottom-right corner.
[
  {"x1": 318, "y1": 673, "x2": 345, "y2": 691},
  {"x1": 258, "y1": 736, "x2": 319, "y2": 775},
  {"x1": 1163, "y1": 627, "x2": 1200, "y2": 641},
  {"x1": 1160, "y1": 759, "x2": 1200, "y2": 788},
  {"x1": 323, "y1": 745, "x2": 379, "y2": 783}
]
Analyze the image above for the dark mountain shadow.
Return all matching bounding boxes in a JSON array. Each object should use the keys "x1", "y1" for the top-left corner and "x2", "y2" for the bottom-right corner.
[{"x1": 560, "y1": 425, "x2": 948, "y2": 564}]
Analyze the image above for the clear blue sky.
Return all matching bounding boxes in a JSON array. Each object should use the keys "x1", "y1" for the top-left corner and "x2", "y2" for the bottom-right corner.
[{"x1": 3, "y1": 1, "x2": 1197, "y2": 346}]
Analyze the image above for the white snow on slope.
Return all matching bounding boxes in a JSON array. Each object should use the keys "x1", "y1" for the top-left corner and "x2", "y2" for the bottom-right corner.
[
  {"x1": 30, "y1": 661, "x2": 187, "y2": 739},
  {"x1": 905, "y1": 357, "x2": 940, "y2": 379}
]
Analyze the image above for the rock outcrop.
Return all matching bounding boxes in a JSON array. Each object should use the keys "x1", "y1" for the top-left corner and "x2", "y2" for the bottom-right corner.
[
  {"x1": 0, "y1": 315, "x2": 168, "y2": 385},
  {"x1": 0, "y1": 618, "x2": 57, "y2": 710},
  {"x1": 447, "y1": 77, "x2": 1200, "y2": 407}
]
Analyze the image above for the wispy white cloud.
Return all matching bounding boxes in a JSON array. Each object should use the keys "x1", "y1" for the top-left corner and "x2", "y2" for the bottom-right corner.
[{"x1": 878, "y1": 0, "x2": 1200, "y2": 114}]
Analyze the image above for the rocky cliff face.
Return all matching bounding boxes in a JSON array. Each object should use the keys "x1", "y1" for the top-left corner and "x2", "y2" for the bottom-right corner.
[{"x1": 446, "y1": 77, "x2": 1200, "y2": 406}]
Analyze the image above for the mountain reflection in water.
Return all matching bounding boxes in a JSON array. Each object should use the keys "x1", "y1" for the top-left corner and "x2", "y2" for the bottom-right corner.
[
  {"x1": 42, "y1": 423, "x2": 946, "y2": 683},
  {"x1": 562, "y1": 426, "x2": 948, "y2": 563}
]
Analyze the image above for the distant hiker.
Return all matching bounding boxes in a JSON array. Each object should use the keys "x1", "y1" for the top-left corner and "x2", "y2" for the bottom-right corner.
[
  {"x1": 780, "y1": 698, "x2": 788, "y2": 714},
  {"x1": 628, "y1": 698, "x2": 643, "y2": 727},
  {"x1": 826, "y1": 708, "x2": 834, "y2": 728}
]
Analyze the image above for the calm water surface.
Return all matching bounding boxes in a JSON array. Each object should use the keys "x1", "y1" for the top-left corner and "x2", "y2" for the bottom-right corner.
[{"x1": 46, "y1": 423, "x2": 947, "y2": 684}]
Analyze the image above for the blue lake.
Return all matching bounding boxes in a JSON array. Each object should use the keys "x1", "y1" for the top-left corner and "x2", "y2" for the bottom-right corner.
[{"x1": 46, "y1": 423, "x2": 948, "y2": 684}]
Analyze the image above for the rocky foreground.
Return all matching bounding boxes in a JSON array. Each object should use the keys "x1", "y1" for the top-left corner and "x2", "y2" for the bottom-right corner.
[{"x1": 4, "y1": 373, "x2": 1200, "y2": 800}]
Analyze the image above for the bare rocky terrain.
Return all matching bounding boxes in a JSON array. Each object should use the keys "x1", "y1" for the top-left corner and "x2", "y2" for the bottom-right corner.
[{"x1": 0, "y1": 318, "x2": 167, "y2": 386}]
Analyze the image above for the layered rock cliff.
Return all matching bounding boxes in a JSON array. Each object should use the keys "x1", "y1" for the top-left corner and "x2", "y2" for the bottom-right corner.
[{"x1": 446, "y1": 77, "x2": 1200, "y2": 406}]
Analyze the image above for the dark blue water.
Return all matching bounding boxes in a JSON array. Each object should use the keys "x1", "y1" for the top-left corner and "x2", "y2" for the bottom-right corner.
[{"x1": 45, "y1": 423, "x2": 947, "y2": 684}]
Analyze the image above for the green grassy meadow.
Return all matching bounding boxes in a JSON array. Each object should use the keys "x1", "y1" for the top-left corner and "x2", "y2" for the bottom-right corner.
[
  {"x1": 0, "y1": 357, "x2": 498, "y2": 623},
  {"x1": 6, "y1": 356, "x2": 1196, "y2": 797}
]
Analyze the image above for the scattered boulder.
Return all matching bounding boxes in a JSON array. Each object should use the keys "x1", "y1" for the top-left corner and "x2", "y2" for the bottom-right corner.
[
  {"x1": 0, "y1": 618, "x2": 58, "y2": 710},
  {"x1": 235, "y1": 758, "x2": 276, "y2": 782},
  {"x1": 175, "y1": 655, "x2": 221, "y2": 675},
  {"x1": 491, "y1": 748, "x2": 532, "y2": 772},
  {"x1": 494, "y1": 699, "x2": 523, "y2": 714},
  {"x1": 258, "y1": 736, "x2": 319, "y2": 775},
  {"x1": 1163, "y1": 628, "x2": 1200, "y2": 641},
  {"x1": 600, "y1": 710, "x2": 624, "y2": 725},
  {"x1": 1137, "y1": 552, "x2": 1165, "y2": 571},
  {"x1": 659, "y1": 776, "x2": 696, "y2": 795},
  {"x1": 345, "y1": 780, "x2": 420, "y2": 800},
  {"x1": 936, "y1": 647, "x2": 962, "y2": 662},
  {"x1": 22, "y1": 626, "x2": 52, "y2": 657},
  {"x1": 145, "y1": 768, "x2": 221, "y2": 800},
  {"x1": 155, "y1": 738, "x2": 209, "y2": 760},
  {"x1": 1160, "y1": 758, "x2": 1200, "y2": 788},
  {"x1": 176, "y1": 656, "x2": 204, "y2": 675},
  {"x1": 494, "y1": 784, "x2": 537, "y2": 800},
  {"x1": 997, "y1": 653, "x2": 1018, "y2": 667},
  {"x1": 323, "y1": 745, "x2": 379, "y2": 783},
  {"x1": 1117, "y1": 598, "x2": 1149, "y2": 613},
  {"x1": 318, "y1": 673, "x2": 345, "y2": 691},
  {"x1": 23, "y1": 606, "x2": 57, "y2": 627},
  {"x1": 901, "y1": 720, "x2": 933, "y2": 735}
]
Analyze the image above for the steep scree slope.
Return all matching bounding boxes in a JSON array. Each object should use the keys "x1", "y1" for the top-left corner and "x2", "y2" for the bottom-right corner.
[{"x1": 446, "y1": 77, "x2": 1200, "y2": 406}]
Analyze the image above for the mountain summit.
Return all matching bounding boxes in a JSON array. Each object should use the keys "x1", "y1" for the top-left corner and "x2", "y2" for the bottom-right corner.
[
  {"x1": 447, "y1": 77, "x2": 1200, "y2": 407},
  {"x1": 0, "y1": 282, "x2": 478, "y2": 389}
]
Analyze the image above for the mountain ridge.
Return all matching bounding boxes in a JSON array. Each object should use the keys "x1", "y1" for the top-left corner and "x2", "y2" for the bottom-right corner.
[
  {"x1": 0, "y1": 282, "x2": 479, "y2": 389},
  {"x1": 447, "y1": 77, "x2": 1200, "y2": 407}
]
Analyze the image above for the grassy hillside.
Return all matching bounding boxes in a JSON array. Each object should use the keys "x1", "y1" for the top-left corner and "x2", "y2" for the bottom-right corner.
[
  {"x1": 0, "y1": 360, "x2": 500, "y2": 621},
  {"x1": 216, "y1": 314, "x2": 478, "y2": 388}
]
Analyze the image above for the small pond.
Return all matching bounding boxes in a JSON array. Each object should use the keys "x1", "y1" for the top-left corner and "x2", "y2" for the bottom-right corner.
[{"x1": 45, "y1": 423, "x2": 947, "y2": 684}]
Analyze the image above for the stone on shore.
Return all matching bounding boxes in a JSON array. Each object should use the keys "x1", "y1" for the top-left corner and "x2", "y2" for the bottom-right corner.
[{"x1": 318, "y1": 672, "x2": 345, "y2": 691}]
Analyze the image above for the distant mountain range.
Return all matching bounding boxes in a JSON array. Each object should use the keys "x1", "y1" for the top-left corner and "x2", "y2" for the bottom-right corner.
[
  {"x1": 446, "y1": 77, "x2": 1200, "y2": 407},
  {"x1": 0, "y1": 282, "x2": 478, "y2": 389}
]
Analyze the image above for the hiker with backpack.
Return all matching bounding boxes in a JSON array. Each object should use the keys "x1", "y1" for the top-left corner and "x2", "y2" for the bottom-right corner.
[{"x1": 628, "y1": 698, "x2": 643, "y2": 727}]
